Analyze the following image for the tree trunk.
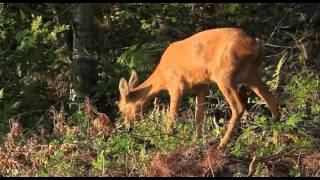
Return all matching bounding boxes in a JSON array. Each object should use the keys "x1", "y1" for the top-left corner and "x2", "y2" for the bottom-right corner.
[{"x1": 71, "y1": 3, "x2": 97, "y2": 102}]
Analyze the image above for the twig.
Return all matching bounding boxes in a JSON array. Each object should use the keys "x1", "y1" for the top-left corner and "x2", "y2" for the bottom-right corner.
[
  {"x1": 264, "y1": 43, "x2": 296, "y2": 49},
  {"x1": 208, "y1": 151, "x2": 215, "y2": 177},
  {"x1": 91, "y1": 108, "x2": 101, "y2": 116},
  {"x1": 125, "y1": 152, "x2": 129, "y2": 176},
  {"x1": 9, "y1": 109, "x2": 50, "y2": 120},
  {"x1": 266, "y1": 12, "x2": 289, "y2": 44},
  {"x1": 213, "y1": 116, "x2": 220, "y2": 130},
  {"x1": 130, "y1": 132, "x2": 185, "y2": 140},
  {"x1": 247, "y1": 155, "x2": 257, "y2": 177}
]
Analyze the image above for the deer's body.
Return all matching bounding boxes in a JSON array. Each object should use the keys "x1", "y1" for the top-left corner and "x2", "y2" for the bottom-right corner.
[{"x1": 118, "y1": 28, "x2": 279, "y2": 148}]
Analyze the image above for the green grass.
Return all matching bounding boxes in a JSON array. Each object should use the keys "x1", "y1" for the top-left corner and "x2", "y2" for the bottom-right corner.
[{"x1": 0, "y1": 66, "x2": 319, "y2": 177}]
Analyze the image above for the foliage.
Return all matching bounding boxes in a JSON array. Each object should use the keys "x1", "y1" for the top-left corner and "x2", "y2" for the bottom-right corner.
[{"x1": 0, "y1": 4, "x2": 70, "y2": 136}]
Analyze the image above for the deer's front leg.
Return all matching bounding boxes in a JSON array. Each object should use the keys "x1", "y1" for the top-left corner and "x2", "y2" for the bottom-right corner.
[
  {"x1": 217, "y1": 82, "x2": 245, "y2": 149},
  {"x1": 247, "y1": 77, "x2": 279, "y2": 121},
  {"x1": 167, "y1": 90, "x2": 182, "y2": 134},
  {"x1": 195, "y1": 86, "x2": 207, "y2": 140}
]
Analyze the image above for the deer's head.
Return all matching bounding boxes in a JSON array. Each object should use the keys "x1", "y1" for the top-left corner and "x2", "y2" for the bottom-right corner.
[{"x1": 118, "y1": 70, "x2": 141, "y2": 130}]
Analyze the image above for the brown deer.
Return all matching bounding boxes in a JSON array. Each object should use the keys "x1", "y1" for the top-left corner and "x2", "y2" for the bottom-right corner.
[{"x1": 118, "y1": 28, "x2": 279, "y2": 149}]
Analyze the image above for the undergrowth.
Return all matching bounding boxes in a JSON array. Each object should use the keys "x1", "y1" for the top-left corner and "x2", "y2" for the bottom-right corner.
[{"x1": 0, "y1": 67, "x2": 319, "y2": 177}]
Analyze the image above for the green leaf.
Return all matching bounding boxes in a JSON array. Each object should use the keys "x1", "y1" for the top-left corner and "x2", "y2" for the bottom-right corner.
[
  {"x1": 0, "y1": 88, "x2": 3, "y2": 99},
  {"x1": 93, "y1": 150, "x2": 106, "y2": 172},
  {"x1": 231, "y1": 143, "x2": 242, "y2": 157},
  {"x1": 171, "y1": 16, "x2": 177, "y2": 23},
  {"x1": 11, "y1": 101, "x2": 22, "y2": 109},
  {"x1": 289, "y1": 164, "x2": 301, "y2": 177},
  {"x1": 0, "y1": 3, "x2": 3, "y2": 14},
  {"x1": 20, "y1": 9, "x2": 27, "y2": 21},
  {"x1": 285, "y1": 113, "x2": 303, "y2": 130}
]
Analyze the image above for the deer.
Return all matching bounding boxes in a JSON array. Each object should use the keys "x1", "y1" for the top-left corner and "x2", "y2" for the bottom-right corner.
[{"x1": 118, "y1": 28, "x2": 279, "y2": 149}]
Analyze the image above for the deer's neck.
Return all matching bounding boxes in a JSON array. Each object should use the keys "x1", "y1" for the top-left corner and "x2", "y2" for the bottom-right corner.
[{"x1": 130, "y1": 70, "x2": 164, "y2": 109}]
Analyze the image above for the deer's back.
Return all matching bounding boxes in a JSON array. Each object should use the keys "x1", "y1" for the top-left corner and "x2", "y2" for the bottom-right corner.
[{"x1": 157, "y1": 28, "x2": 261, "y2": 90}]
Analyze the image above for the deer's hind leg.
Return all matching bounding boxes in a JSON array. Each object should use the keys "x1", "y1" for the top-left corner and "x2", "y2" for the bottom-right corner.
[
  {"x1": 167, "y1": 88, "x2": 183, "y2": 134},
  {"x1": 194, "y1": 85, "x2": 207, "y2": 140}
]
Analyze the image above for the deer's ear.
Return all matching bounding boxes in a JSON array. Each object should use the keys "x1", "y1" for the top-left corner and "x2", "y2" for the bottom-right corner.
[
  {"x1": 128, "y1": 70, "x2": 139, "y2": 89},
  {"x1": 119, "y1": 78, "x2": 129, "y2": 98}
]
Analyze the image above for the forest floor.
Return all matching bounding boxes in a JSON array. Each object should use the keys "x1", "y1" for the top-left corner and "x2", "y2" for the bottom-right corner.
[{"x1": 1, "y1": 97, "x2": 320, "y2": 177}]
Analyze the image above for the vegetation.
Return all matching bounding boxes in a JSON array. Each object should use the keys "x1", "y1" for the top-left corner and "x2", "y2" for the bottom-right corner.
[{"x1": 0, "y1": 3, "x2": 319, "y2": 177}]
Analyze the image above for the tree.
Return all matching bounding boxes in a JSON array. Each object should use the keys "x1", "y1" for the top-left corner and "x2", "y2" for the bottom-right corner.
[{"x1": 71, "y1": 3, "x2": 97, "y2": 102}]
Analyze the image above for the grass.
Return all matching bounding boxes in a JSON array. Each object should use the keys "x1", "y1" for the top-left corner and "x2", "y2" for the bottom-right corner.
[
  {"x1": 0, "y1": 56, "x2": 319, "y2": 176},
  {"x1": 0, "y1": 83, "x2": 319, "y2": 177}
]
